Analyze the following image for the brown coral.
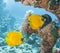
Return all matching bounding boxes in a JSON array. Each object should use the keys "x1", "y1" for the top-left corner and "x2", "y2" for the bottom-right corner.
[
  {"x1": 37, "y1": 22, "x2": 57, "y2": 53},
  {"x1": 17, "y1": 0, "x2": 60, "y2": 21}
]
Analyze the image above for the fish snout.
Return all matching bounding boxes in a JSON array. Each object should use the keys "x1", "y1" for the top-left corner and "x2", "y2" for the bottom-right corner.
[{"x1": 21, "y1": 38, "x2": 24, "y2": 41}]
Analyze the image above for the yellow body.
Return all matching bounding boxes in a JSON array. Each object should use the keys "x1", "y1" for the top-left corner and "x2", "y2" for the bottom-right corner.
[
  {"x1": 28, "y1": 14, "x2": 44, "y2": 30},
  {"x1": 5, "y1": 31, "x2": 24, "y2": 46}
]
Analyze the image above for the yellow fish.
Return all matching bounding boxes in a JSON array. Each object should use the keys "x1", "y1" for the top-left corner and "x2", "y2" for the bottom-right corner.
[
  {"x1": 5, "y1": 31, "x2": 24, "y2": 46},
  {"x1": 28, "y1": 14, "x2": 46, "y2": 30}
]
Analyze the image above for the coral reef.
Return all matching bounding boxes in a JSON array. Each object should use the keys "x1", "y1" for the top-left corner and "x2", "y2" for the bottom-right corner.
[
  {"x1": 15, "y1": 0, "x2": 60, "y2": 21},
  {"x1": 21, "y1": 10, "x2": 60, "y2": 53},
  {"x1": 38, "y1": 22, "x2": 59, "y2": 53},
  {"x1": 53, "y1": 38, "x2": 60, "y2": 53},
  {"x1": 0, "y1": 0, "x2": 60, "y2": 53},
  {"x1": 15, "y1": 0, "x2": 60, "y2": 52}
]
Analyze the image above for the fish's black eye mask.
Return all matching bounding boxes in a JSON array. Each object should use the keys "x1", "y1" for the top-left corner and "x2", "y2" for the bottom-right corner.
[{"x1": 41, "y1": 14, "x2": 52, "y2": 28}]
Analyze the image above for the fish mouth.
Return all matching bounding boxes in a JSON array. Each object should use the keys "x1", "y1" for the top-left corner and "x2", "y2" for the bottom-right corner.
[{"x1": 21, "y1": 38, "x2": 24, "y2": 41}]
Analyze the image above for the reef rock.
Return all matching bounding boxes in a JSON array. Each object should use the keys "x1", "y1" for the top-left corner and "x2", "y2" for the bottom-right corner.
[
  {"x1": 15, "y1": 0, "x2": 60, "y2": 21},
  {"x1": 37, "y1": 22, "x2": 59, "y2": 53}
]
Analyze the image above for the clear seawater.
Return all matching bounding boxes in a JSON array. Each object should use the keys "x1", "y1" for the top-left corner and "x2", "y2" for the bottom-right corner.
[{"x1": 0, "y1": 0, "x2": 60, "y2": 53}]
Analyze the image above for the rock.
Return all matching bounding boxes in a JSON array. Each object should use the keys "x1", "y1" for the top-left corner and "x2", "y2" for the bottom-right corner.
[
  {"x1": 37, "y1": 22, "x2": 58, "y2": 53},
  {"x1": 18, "y1": 0, "x2": 60, "y2": 21}
]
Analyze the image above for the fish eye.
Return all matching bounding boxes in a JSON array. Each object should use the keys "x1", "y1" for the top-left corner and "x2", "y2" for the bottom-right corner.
[
  {"x1": 42, "y1": 17, "x2": 44, "y2": 21},
  {"x1": 42, "y1": 17, "x2": 46, "y2": 22},
  {"x1": 44, "y1": 18, "x2": 46, "y2": 22},
  {"x1": 21, "y1": 38, "x2": 24, "y2": 41}
]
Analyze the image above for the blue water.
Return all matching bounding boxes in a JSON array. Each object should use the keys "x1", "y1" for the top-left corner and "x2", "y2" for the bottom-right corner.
[
  {"x1": 5, "y1": 0, "x2": 59, "y2": 23},
  {"x1": 0, "y1": 0, "x2": 60, "y2": 53}
]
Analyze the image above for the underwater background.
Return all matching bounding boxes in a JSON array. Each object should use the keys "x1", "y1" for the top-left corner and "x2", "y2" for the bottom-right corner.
[{"x1": 0, "y1": 0, "x2": 60, "y2": 53}]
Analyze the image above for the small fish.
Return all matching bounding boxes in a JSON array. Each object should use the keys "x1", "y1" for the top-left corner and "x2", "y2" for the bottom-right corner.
[
  {"x1": 28, "y1": 14, "x2": 46, "y2": 30},
  {"x1": 5, "y1": 31, "x2": 24, "y2": 46}
]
